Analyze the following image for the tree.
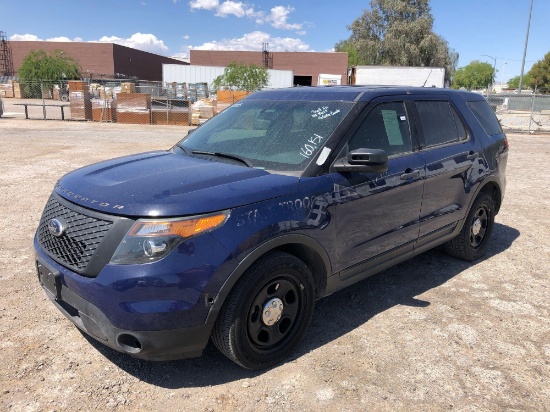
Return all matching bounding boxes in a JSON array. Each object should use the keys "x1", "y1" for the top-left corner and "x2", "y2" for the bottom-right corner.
[
  {"x1": 527, "y1": 51, "x2": 550, "y2": 92},
  {"x1": 212, "y1": 62, "x2": 269, "y2": 92},
  {"x1": 18, "y1": 49, "x2": 81, "y2": 81},
  {"x1": 334, "y1": 0, "x2": 458, "y2": 84},
  {"x1": 452, "y1": 61, "x2": 494, "y2": 90},
  {"x1": 334, "y1": 39, "x2": 359, "y2": 66},
  {"x1": 506, "y1": 74, "x2": 531, "y2": 91}
]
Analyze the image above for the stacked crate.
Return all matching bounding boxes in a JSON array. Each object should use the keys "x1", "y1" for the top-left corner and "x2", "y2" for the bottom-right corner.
[
  {"x1": 69, "y1": 81, "x2": 92, "y2": 120},
  {"x1": 191, "y1": 98, "x2": 217, "y2": 125},
  {"x1": 91, "y1": 99, "x2": 116, "y2": 122},
  {"x1": 120, "y1": 82, "x2": 136, "y2": 94},
  {"x1": 13, "y1": 82, "x2": 23, "y2": 98},
  {"x1": 216, "y1": 90, "x2": 251, "y2": 113},
  {"x1": 151, "y1": 97, "x2": 190, "y2": 126},
  {"x1": 116, "y1": 93, "x2": 151, "y2": 124},
  {"x1": 0, "y1": 81, "x2": 14, "y2": 98}
]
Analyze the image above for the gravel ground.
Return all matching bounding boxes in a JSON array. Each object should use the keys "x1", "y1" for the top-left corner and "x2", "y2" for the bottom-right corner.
[{"x1": 0, "y1": 119, "x2": 548, "y2": 411}]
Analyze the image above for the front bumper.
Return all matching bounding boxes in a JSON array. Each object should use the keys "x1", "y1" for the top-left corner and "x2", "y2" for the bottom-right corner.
[{"x1": 36, "y1": 256, "x2": 214, "y2": 360}]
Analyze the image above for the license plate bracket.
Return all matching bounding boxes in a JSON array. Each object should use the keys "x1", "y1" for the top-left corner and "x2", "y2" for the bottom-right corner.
[{"x1": 36, "y1": 260, "x2": 62, "y2": 300}]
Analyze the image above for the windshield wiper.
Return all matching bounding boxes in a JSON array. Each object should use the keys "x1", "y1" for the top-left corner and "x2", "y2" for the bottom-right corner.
[
  {"x1": 191, "y1": 150, "x2": 253, "y2": 168},
  {"x1": 176, "y1": 143, "x2": 191, "y2": 156}
]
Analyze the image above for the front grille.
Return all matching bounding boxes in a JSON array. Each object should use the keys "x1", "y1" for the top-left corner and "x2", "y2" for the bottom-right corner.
[{"x1": 37, "y1": 196, "x2": 114, "y2": 273}]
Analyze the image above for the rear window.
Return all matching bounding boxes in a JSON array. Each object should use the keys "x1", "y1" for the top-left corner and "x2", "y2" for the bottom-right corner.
[
  {"x1": 468, "y1": 100, "x2": 503, "y2": 136},
  {"x1": 415, "y1": 101, "x2": 467, "y2": 147}
]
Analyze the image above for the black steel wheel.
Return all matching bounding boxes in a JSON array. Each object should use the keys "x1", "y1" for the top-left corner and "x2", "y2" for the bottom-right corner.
[
  {"x1": 445, "y1": 192, "x2": 495, "y2": 261},
  {"x1": 212, "y1": 251, "x2": 315, "y2": 370}
]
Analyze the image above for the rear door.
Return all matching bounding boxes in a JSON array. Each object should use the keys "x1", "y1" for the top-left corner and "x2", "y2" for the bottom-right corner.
[
  {"x1": 329, "y1": 97, "x2": 425, "y2": 278},
  {"x1": 412, "y1": 97, "x2": 483, "y2": 247}
]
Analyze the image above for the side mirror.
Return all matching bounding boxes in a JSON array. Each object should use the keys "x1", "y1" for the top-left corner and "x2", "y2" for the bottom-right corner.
[{"x1": 333, "y1": 148, "x2": 388, "y2": 173}]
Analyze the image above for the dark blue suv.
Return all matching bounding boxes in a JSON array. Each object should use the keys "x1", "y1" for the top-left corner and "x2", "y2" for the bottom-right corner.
[{"x1": 35, "y1": 86, "x2": 508, "y2": 370}]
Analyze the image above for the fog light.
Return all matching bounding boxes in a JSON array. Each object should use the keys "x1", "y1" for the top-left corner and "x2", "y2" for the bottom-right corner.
[{"x1": 143, "y1": 239, "x2": 167, "y2": 257}]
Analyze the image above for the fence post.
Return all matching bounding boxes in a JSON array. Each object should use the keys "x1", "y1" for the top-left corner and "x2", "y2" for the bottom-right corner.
[
  {"x1": 41, "y1": 80, "x2": 46, "y2": 120},
  {"x1": 528, "y1": 86, "x2": 537, "y2": 133}
]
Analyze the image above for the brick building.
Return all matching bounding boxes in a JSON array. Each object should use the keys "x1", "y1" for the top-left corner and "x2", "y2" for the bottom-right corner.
[
  {"x1": 8, "y1": 41, "x2": 187, "y2": 81},
  {"x1": 190, "y1": 50, "x2": 348, "y2": 86}
]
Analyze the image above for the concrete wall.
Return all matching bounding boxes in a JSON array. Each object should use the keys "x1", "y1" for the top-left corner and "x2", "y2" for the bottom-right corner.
[
  {"x1": 9, "y1": 41, "x2": 115, "y2": 78},
  {"x1": 8, "y1": 41, "x2": 187, "y2": 81},
  {"x1": 190, "y1": 50, "x2": 348, "y2": 86}
]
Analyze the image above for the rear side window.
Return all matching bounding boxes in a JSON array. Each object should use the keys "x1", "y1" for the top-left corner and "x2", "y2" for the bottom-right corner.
[
  {"x1": 468, "y1": 100, "x2": 503, "y2": 136},
  {"x1": 416, "y1": 101, "x2": 467, "y2": 147}
]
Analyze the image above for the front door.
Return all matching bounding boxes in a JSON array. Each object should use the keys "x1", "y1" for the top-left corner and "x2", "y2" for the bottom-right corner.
[{"x1": 330, "y1": 99, "x2": 425, "y2": 278}]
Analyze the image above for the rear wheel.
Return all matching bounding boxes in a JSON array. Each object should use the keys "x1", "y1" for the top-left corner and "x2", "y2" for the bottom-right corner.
[
  {"x1": 445, "y1": 192, "x2": 495, "y2": 261},
  {"x1": 212, "y1": 251, "x2": 315, "y2": 370}
]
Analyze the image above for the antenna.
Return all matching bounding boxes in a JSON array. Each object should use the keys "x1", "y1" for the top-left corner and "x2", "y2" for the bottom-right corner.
[{"x1": 422, "y1": 69, "x2": 433, "y2": 87}]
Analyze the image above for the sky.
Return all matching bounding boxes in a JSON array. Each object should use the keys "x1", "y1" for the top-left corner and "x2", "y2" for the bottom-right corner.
[{"x1": 2, "y1": 0, "x2": 548, "y2": 82}]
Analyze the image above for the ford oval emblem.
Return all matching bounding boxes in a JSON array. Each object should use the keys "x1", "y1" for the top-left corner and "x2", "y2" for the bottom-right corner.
[{"x1": 48, "y1": 218, "x2": 66, "y2": 237}]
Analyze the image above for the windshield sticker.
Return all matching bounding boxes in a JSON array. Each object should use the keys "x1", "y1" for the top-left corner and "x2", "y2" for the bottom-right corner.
[
  {"x1": 311, "y1": 106, "x2": 341, "y2": 120},
  {"x1": 299, "y1": 134, "x2": 325, "y2": 158},
  {"x1": 316, "y1": 147, "x2": 332, "y2": 165}
]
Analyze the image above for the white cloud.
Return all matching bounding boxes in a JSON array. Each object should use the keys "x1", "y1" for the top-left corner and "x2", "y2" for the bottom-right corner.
[
  {"x1": 10, "y1": 34, "x2": 43, "y2": 41},
  {"x1": 190, "y1": 31, "x2": 309, "y2": 52},
  {"x1": 183, "y1": 35, "x2": 190, "y2": 40},
  {"x1": 46, "y1": 36, "x2": 73, "y2": 42},
  {"x1": 96, "y1": 33, "x2": 169, "y2": 55},
  {"x1": 189, "y1": 1, "x2": 302, "y2": 31},
  {"x1": 10, "y1": 32, "x2": 170, "y2": 55},
  {"x1": 171, "y1": 52, "x2": 188, "y2": 60},
  {"x1": 189, "y1": 0, "x2": 218, "y2": 10},
  {"x1": 264, "y1": 6, "x2": 302, "y2": 31},
  {"x1": 10, "y1": 34, "x2": 86, "y2": 42},
  {"x1": 216, "y1": 1, "x2": 246, "y2": 17}
]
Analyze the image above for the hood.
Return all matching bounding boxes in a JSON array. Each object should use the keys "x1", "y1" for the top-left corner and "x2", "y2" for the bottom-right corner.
[{"x1": 55, "y1": 150, "x2": 299, "y2": 217}]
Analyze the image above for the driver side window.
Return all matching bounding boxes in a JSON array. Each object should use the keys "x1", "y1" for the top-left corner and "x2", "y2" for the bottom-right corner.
[{"x1": 348, "y1": 102, "x2": 412, "y2": 157}]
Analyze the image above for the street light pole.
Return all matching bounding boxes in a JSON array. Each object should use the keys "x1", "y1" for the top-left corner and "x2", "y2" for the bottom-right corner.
[
  {"x1": 519, "y1": 0, "x2": 534, "y2": 93},
  {"x1": 482, "y1": 55, "x2": 497, "y2": 91}
]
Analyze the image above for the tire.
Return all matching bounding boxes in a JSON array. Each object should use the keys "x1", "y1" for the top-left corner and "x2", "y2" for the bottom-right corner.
[
  {"x1": 60, "y1": 94, "x2": 69, "y2": 102},
  {"x1": 211, "y1": 251, "x2": 315, "y2": 370},
  {"x1": 445, "y1": 192, "x2": 495, "y2": 261}
]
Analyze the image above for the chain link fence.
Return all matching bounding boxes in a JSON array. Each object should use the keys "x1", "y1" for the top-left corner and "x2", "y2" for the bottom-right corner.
[
  {"x1": 486, "y1": 92, "x2": 550, "y2": 133},
  {"x1": 0, "y1": 79, "x2": 253, "y2": 125},
  {"x1": 3, "y1": 79, "x2": 548, "y2": 133}
]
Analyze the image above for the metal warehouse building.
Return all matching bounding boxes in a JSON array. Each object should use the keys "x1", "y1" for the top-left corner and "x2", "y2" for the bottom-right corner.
[
  {"x1": 7, "y1": 41, "x2": 187, "y2": 81},
  {"x1": 190, "y1": 50, "x2": 349, "y2": 86}
]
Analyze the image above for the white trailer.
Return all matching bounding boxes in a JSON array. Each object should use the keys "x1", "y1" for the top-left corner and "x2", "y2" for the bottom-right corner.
[
  {"x1": 318, "y1": 73, "x2": 342, "y2": 86},
  {"x1": 162, "y1": 64, "x2": 294, "y2": 89},
  {"x1": 350, "y1": 66, "x2": 445, "y2": 88}
]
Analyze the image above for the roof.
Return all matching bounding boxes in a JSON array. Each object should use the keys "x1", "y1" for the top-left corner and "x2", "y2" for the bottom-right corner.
[{"x1": 248, "y1": 85, "x2": 484, "y2": 102}]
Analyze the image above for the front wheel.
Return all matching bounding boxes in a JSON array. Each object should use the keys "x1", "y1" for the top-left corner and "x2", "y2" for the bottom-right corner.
[
  {"x1": 211, "y1": 251, "x2": 315, "y2": 370},
  {"x1": 445, "y1": 192, "x2": 495, "y2": 261}
]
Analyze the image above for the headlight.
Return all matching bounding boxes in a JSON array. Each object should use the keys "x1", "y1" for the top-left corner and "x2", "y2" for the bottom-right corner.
[{"x1": 110, "y1": 210, "x2": 230, "y2": 265}]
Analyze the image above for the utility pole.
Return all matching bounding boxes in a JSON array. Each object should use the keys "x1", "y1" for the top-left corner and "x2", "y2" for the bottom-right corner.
[
  {"x1": 482, "y1": 55, "x2": 497, "y2": 91},
  {"x1": 518, "y1": 0, "x2": 534, "y2": 93}
]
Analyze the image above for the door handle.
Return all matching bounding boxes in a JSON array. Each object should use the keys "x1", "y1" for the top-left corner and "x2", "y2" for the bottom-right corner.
[
  {"x1": 400, "y1": 169, "x2": 420, "y2": 180},
  {"x1": 467, "y1": 151, "x2": 479, "y2": 161}
]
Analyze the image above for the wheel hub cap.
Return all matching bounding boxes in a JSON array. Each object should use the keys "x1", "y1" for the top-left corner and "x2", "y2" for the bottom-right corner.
[
  {"x1": 262, "y1": 298, "x2": 284, "y2": 326},
  {"x1": 472, "y1": 218, "x2": 482, "y2": 236}
]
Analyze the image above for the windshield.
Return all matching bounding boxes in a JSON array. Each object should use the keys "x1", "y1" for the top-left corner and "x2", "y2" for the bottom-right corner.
[{"x1": 178, "y1": 99, "x2": 354, "y2": 172}]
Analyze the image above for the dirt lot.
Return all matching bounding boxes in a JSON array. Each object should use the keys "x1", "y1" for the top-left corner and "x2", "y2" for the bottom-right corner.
[{"x1": 0, "y1": 119, "x2": 548, "y2": 411}]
